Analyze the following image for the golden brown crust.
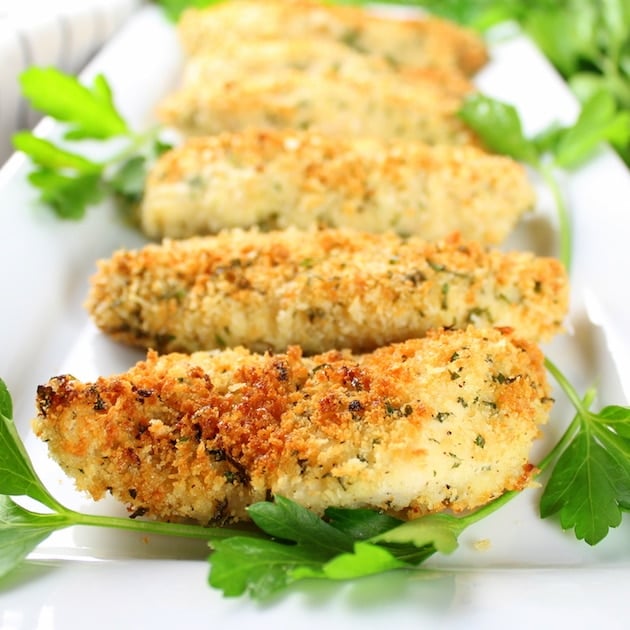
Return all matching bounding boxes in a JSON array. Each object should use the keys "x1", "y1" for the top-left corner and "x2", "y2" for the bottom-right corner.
[
  {"x1": 33, "y1": 327, "x2": 550, "y2": 524},
  {"x1": 157, "y1": 69, "x2": 478, "y2": 144},
  {"x1": 178, "y1": 0, "x2": 488, "y2": 76},
  {"x1": 160, "y1": 2, "x2": 486, "y2": 152},
  {"x1": 85, "y1": 227, "x2": 569, "y2": 354},
  {"x1": 140, "y1": 129, "x2": 534, "y2": 241},
  {"x1": 181, "y1": 38, "x2": 475, "y2": 99}
]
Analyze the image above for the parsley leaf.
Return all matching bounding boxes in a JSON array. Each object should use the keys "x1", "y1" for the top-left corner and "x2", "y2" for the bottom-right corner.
[
  {"x1": 19, "y1": 68, "x2": 128, "y2": 140},
  {"x1": 292, "y1": 542, "x2": 408, "y2": 582},
  {"x1": 0, "y1": 497, "x2": 71, "y2": 579},
  {"x1": 0, "y1": 382, "x2": 12, "y2": 419},
  {"x1": 15, "y1": 68, "x2": 168, "y2": 220},
  {"x1": 208, "y1": 536, "x2": 325, "y2": 599},
  {"x1": 541, "y1": 433, "x2": 624, "y2": 543},
  {"x1": 372, "y1": 513, "x2": 463, "y2": 554},
  {"x1": 12, "y1": 131, "x2": 105, "y2": 219},
  {"x1": 553, "y1": 90, "x2": 630, "y2": 168},
  {"x1": 524, "y1": 5, "x2": 599, "y2": 78},
  {"x1": 12, "y1": 132, "x2": 101, "y2": 173},
  {"x1": 540, "y1": 360, "x2": 630, "y2": 544},
  {"x1": 458, "y1": 94, "x2": 540, "y2": 165},
  {"x1": 249, "y1": 495, "x2": 354, "y2": 553},
  {"x1": 27, "y1": 170, "x2": 104, "y2": 220},
  {"x1": 0, "y1": 380, "x2": 62, "y2": 509},
  {"x1": 325, "y1": 506, "x2": 403, "y2": 539}
]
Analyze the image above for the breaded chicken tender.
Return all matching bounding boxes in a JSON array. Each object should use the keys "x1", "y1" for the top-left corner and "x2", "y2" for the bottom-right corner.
[
  {"x1": 181, "y1": 38, "x2": 474, "y2": 98},
  {"x1": 33, "y1": 327, "x2": 551, "y2": 525},
  {"x1": 85, "y1": 228, "x2": 568, "y2": 355},
  {"x1": 157, "y1": 69, "x2": 477, "y2": 144},
  {"x1": 178, "y1": 0, "x2": 488, "y2": 76},
  {"x1": 140, "y1": 130, "x2": 534, "y2": 241}
]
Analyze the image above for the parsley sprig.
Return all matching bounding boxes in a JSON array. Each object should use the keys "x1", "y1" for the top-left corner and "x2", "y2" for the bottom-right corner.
[
  {"x1": 541, "y1": 359, "x2": 630, "y2": 545},
  {"x1": 458, "y1": 90, "x2": 630, "y2": 270},
  {"x1": 13, "y1": 67, "x2": 170, "y2": 220}
]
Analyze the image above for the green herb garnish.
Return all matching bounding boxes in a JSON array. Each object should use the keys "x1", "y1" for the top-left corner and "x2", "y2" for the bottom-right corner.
[
  {"x1": 156, "y1": 0, "x2": 226, "y2": 21},
  {"x1": 541, "y1": 359, "x2": 630, "y2": 545},
  {"x1": 13, "y1": 67, "x2": 170, "y2": 220},
  {"x1": 458, "y1": 90, "x2": 629, "y2": 270}
]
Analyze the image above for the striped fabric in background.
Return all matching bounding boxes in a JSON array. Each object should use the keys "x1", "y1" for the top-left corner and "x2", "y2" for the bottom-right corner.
[{"x1": 0, "y1": 0, "x2": 143, "y2": 164}]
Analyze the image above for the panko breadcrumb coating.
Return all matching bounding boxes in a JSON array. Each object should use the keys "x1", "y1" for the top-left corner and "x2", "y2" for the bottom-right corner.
[
  {"x1": 181, "y1": 37, "x2": 475, "y2": 99},
  {"x1": 34, "y1": 327, "x2": 551, "y2": 525},
  {"x1": 178, "y1": 0, "x2": 488, "y2": 76},
  {"x1": 140, "y1": 129, "x2": 534, "y2": 242},
  {"x1": 157, "y1": 69, "x2": 478, "y2": 144},
  {"x1": 85, "y1": 228, "x2": 569, "y2": 355}
]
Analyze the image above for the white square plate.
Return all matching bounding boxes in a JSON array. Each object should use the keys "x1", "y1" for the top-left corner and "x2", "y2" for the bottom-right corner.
[{"x1": 1, "y1": 6, "x2": 629, "y2": 629}]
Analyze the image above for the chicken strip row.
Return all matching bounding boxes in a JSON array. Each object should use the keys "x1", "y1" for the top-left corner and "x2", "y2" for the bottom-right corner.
[
  {"x1": 178, "y1": 0, "x2": 488, "y2": 76},
  {"x1": 85, "y1": 228, "x2": 568, "y2": 355},
  {"x1": 140, "y1": 129, "x2": 534, "y2": 242},
  {"x1": 34, "y1": 327, "x2": 551, "y2": 525},
  {"x1": 157, "y1": 69, "x2": 478, "y2": 144}
]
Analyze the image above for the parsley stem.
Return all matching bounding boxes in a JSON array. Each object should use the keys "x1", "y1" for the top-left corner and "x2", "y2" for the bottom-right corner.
[
  {"x1": 456, "y1": 487, "x2": 520, "y2": 528},
  {"x1": 60, "y1": 506, "x2": 254, "y2": 541},
  {"x1": 101, "y1": 125, "x2": 163, "y2": 170},
  {"x1": 537, "y1": 387, "x2": 596, "y2": 471},
  {"x1": 537, "y1": 415, "x2": 580, "y2": 471},
  {"x1": 35, "y1": 489, "x2": 71, "y2": 515},
  {"x1": 544, "y1": 357, "x2": 589, "y2": 416},
  {"x1": 537, "y1": 357, "x2": 598, "y2": 474},
  {"x1": 538, "y1": 162, "x2": 571, "y2": 270}
]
